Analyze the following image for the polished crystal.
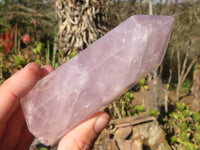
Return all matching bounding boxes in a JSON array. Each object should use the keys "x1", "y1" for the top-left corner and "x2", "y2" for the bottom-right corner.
[{"x1": 20, "y1": 15, "x2": 174, "y2": 145}]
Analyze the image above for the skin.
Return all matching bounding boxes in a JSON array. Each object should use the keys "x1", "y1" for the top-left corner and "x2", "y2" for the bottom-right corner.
[{"x1": 0, "y1": 62, "x2": 110, "y2": 150}]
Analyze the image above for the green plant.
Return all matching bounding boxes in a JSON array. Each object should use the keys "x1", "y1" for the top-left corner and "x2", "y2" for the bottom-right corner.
[
  {"x1": 171, "y1": 136, "x2": 176, "y2": 144},
  {"x1": 69, "y1": 51, "x2": 78, "y2": 59},
  {"x1": 52, "y1": 41, "x2": 57, "y2": 68},
  {"x1": 2, "y1": 65, "x2": 11, "y2": 79},
  {"x1": 139, "y1": 78, "x2": 149, "y2": 90},
  {"x1": 181, "y1": 78, "x2": 193, "y2": 93},
  {"x1": 38, "y1": 148, "x2": 48, "y2": 150},
  {"x1": 134, "y1": 105, "x2": 145, "y2": 115},
  {"x1": 0, "y1": 44, "x2": 3, "y2": 52},
  {"x1": 184, "y1": 142, "x2": 198, "y2": 150},
  {"x1": 165, "y1": 102, "x2": 200, "y2": 149},
  {"x1": 176, "y1": 102, "x2": 186, "y2": 111},
  {"x1": 194, "y1": 133, "x2": 200, "y2": 144},
  {"x1": 139, "y1": 78, "x2": 146, "y2": 86},
  {"x1": 114, "y1": 90, "x2": 134, "y2": 118},
  {"x1": 46, "y1": 40, "x2": 50, "y2": 65},
  {"x1": 33, "y1": 42, "x2": 44, "y2": 55},
  {"x1": 33, "y1": 42, "x2": 44, "y2": 66},
  {"x1": 14, "y1": 55, "x2": 28, "y2": 68},
  {"x1": 149, "y1": 109, "x2": 160, "y2": 118},
  {"x1": 192, "y1": 112, "x2": 200, "y2": 123}
]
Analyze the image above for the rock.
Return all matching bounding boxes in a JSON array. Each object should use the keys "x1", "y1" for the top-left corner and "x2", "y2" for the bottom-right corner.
[
  {"x1": 117, "y1": 139, "x2": 142, "y2": 150},
  {"x1": 114, "y1": 126, "x2": 132, "y2": 140},
  {"x1": 132, "y1": 121, "x2": 171, "y2": 149},
  {"x1": 93, "y1": 115, "x2": 171, "y2": 150},
  {"x1": 132, "y1": 140, "x2": 143, "y2": 150},
  {"x1": 99, "y1": 139, "x2": 119, "y2": 150}
]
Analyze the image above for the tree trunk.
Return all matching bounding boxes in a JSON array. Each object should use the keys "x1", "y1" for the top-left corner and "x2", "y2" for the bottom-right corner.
[
  {"x1": 191, "y1": 63, "x2": 200, "y2": 99},
  {"x1": 148, "y1": 0, "x2": 153, "y2": 15},
  {"x1": 176, "y1": 52, "x2": 197, "y2": 100},
  {"x1": 55, "y1": 0, "x2": 108, "y2": 61}
]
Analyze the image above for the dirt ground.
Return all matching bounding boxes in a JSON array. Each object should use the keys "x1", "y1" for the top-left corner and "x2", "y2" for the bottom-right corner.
[
  {"x1": 168, "y1": 90, "x2": 200, "y2": 112},
  {"x1": 132, "y1": 89, "x2": 200, "y2": 112}
]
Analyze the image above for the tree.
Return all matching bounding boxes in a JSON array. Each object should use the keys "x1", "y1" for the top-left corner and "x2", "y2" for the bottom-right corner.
[
  {"x1": 191, "y1": 63, "x2": 200, "y2": 99},
  {"x1": 0, "y1": 0, "x2": 57, "y2": 38},
  {"x1": 55, "y1": 0, "x2": 108, "y2": 61}
]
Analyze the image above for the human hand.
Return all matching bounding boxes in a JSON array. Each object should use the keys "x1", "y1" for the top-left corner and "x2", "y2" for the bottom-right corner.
[{"x1": 0, "y1": 62, "x2": 110, "y2": 150}]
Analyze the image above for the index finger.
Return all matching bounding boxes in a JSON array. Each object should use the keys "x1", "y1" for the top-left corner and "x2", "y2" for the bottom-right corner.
[{"x1": 0, "y1": 63, "x2": 41, "y2": 123}]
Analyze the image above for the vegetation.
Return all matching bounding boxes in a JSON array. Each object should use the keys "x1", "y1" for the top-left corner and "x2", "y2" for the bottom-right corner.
[
  {"x1": 1, "y1": 0, "x2": 200, "y2": 150},
  {"x1": 163, "y1": 103, "x2": 200, "y2": 150}
]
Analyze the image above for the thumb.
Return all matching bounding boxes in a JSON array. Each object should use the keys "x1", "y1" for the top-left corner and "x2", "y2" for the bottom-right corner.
[{"x1": 58, "y1": 112, "x2": 110, "y2": 150}]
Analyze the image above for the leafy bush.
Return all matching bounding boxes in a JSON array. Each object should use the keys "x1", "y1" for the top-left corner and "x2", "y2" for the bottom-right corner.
[
  {"x1": 165, "y1": 102, "x2": 200, "y2": 150},
  {"x1": 139, "y1": 78, "x2": 149, "y2": 90},
  {"x1": 134, "y1": 105, "x2": 145, "y2": 114},
  {"x1": 115, "y1": 90, "x2": 134, "y2": 117},
  {"x1": 149, "y1": 109, "x2": 160, "y2": 118}
]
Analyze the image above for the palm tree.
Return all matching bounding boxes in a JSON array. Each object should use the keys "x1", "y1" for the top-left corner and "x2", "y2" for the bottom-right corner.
[{"x1": 55, "y1": 0, "x2": 108, "y2": 60}]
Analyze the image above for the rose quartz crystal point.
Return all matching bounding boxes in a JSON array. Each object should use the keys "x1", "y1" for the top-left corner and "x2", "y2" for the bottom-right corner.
[{"x1": 20, "y1": 15, "x2": 174, "y2": 145}]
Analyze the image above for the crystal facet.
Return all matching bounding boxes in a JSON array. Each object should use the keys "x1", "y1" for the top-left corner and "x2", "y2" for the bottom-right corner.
[{"x1": 20, "y1": 15, "x2": 174, "y2": 145}]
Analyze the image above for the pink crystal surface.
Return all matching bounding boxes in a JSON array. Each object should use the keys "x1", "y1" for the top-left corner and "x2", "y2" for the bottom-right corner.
[{"x1": 20, "y1": 15, "x2": 174, "y2": 145}]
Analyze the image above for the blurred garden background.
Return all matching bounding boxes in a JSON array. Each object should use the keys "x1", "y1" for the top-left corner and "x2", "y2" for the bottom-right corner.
[{"x1": 1, "y1": 0, "x2": 200, "y2": 149}]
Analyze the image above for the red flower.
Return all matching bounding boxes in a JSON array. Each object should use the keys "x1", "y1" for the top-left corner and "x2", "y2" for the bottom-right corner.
[{"x1": 22, "y1": 34, "x2": 31, "y2": 44}]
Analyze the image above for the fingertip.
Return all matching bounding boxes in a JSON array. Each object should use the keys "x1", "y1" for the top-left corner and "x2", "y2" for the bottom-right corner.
[
  {"x1": 1, "y1": 62, "x2": 42, "y2": 97},
  {"x1": 25, "y1": 63, "x2": 55, "y2": 79},
  {"x1": 40, "y1": 65, "x2": 55, "y2": 79},
  {"x1": 0, "y1": 62, "x2": 44, "y2": 123},
  {"x1": 57, "y1": 112, "x2": 110, "y2": 150},
  {"x1": 94, "y1": 112, "x2": 110, "y2": 135},
  {"x1": 24, "y1": 62, "x2": 41, "y2": 80},
  {"x1": 24, "y1": 62, "x2": 41, "y2": 71}
]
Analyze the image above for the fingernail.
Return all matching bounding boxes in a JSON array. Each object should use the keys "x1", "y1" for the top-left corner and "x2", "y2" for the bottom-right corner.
[
  {"x1": 41, "y1": 65, "x2": 47, "y2": 68},
  {"x1": 94, "y1": 113, "x2": 110, "y2": 134},
  {"x1": 41, "y1": 65, "x2": 54, "y2": 71}
]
